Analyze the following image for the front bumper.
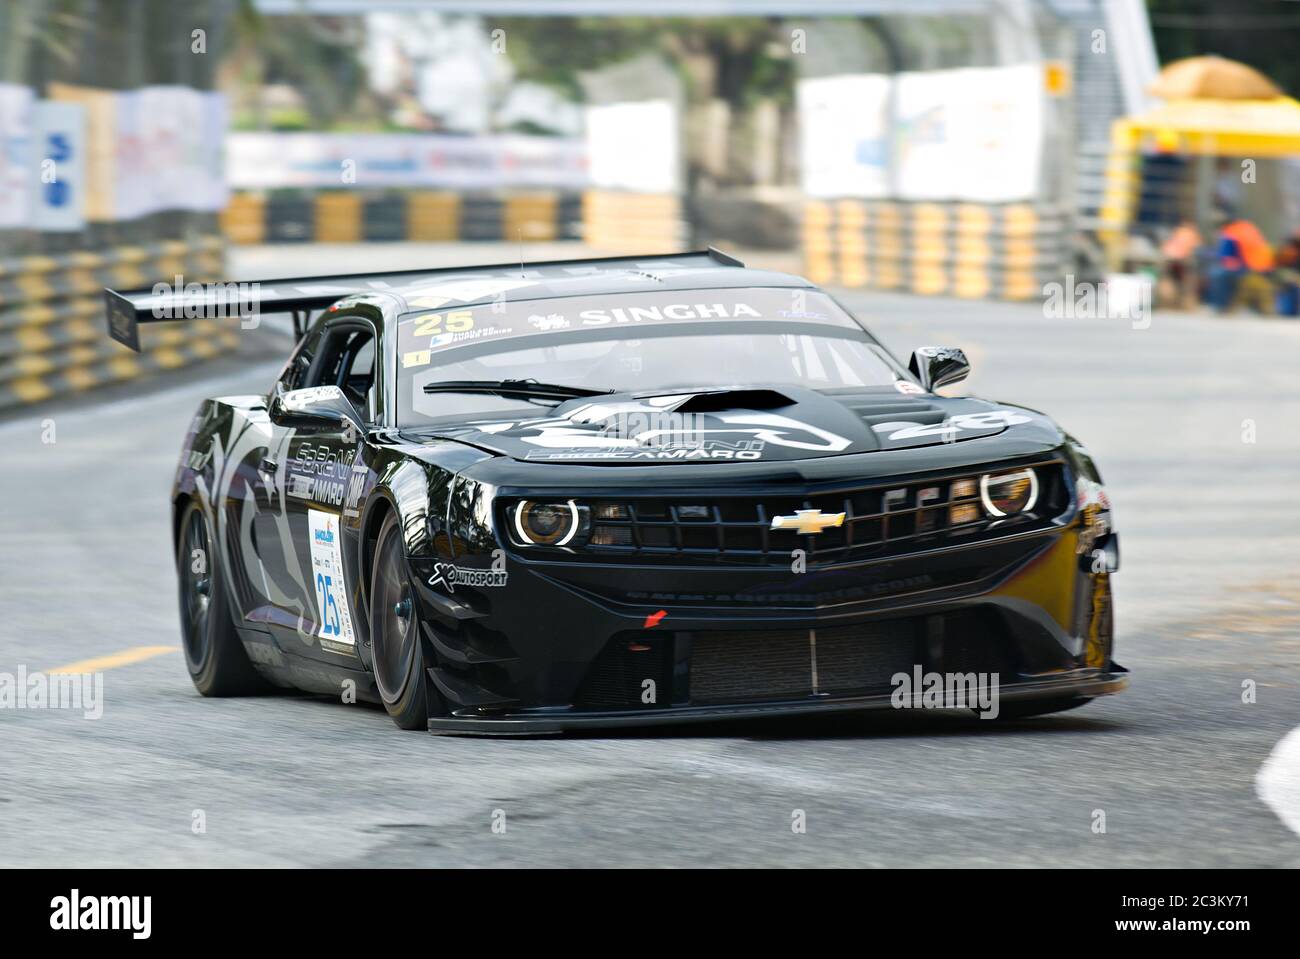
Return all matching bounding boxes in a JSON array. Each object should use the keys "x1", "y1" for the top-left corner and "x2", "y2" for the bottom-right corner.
[
  {"x1": 407, "y1": 505, "x2": 1125, "y2": 735},
  {"x1": 426, "y1": 667, "x2": 1128, "y2": 735}
]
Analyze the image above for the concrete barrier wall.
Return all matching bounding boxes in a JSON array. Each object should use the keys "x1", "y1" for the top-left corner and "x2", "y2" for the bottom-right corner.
[
  {"x1": 802, "y1": 200, "x2": 1066, "y2": 301},
  {"x1": 0, "y1": 237, "x2": 235, "y2": 412}
]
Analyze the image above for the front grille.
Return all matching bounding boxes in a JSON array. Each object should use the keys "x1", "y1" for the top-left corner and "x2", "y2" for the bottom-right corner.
[
  {"x1": 525, "y1": 459, "x2": 1068, "y2": 567},
  {"x1": 690, "y1": 620, "x2": 920, "y2": 705},
  {"x1": 690, "y1": 628, "x2": 814, "y2": 704},
  {"x1": 687, "y1": 609, "x2": 1017, "y2": 706},
  {"x1": 816, "y1": 625, "x2": 920, "y2": 694},
  {"x1": 571, "y1": 610, "x2": 1021, "y2": 710}
]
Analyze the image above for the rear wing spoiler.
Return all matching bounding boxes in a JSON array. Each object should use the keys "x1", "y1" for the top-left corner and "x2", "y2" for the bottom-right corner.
[{"x1": 104, "y1": 247, "x2": 745, "y2": 352}]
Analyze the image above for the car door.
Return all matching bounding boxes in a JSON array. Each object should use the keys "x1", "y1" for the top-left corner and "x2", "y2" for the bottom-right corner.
[
  {"x1": 275, "y1": 316, "x2": 379, "y2": 664},
  {"x1": 245, "y1": 327, "x2": 325, "y2": 636}
]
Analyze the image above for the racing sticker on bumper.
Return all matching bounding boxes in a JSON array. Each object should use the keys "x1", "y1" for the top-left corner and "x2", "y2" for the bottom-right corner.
[{"x1": 308, "y1": 509, "x2": 356, "y2": 649}]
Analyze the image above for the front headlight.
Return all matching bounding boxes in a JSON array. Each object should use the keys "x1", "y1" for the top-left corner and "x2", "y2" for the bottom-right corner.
[
  {"x1": 980, "y1": 468, "x2": 1038, "y2": 517},
  {"x1": 511, "y1": 500, "x2": 588, "y2": 546}
]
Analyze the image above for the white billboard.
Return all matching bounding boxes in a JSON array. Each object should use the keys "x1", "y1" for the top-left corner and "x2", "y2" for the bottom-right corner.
[
  {"x1": 797, "y1": 74, "x2": 891, "y2": 198},
  {"x1": 225, "y1": 132, "x2": 588, "y2": 191},
  {"x1": 114, "y1": 87, "x2": 228, "y2": 219},
  {"x1": 894, "y1": 64, "x2": 1043, "y2": 202},
  {"x1": 585, "y1": 100, "x2": 678, "y2": 194},
  {"x1": 797, "y1": 64, "x2": 1045, "y2": 202}
]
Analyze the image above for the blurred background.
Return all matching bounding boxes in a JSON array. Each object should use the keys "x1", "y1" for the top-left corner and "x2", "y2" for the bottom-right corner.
[{"x1": 1, "y1": 0, "x2": 1300, "y2": 406}]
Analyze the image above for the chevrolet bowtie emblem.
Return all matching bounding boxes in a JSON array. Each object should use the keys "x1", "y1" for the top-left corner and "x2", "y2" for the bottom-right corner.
[{"x1": 770, "y1": 509, "x2": 846, "y2": 535}]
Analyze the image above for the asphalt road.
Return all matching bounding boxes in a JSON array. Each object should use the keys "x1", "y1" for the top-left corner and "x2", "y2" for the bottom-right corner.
[{"x1": 3, "y1": 243, "x2": 1299, "y2": 867}]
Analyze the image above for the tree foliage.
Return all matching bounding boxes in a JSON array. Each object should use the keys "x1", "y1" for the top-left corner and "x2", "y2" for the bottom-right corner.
[{"x1": 495, "y1": 16, "x2": 795, "y2": 107}]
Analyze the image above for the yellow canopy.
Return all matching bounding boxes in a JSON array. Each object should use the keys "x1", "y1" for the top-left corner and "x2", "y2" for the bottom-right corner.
[
  {"x1": 1112, "y1": 96, "x2": 1300, "y2": 158},
  {"x1": 1100, "y1": 56, "x2": 1298, "y2": 269},
  {"x1": 1147, "y1": 55, "x2": 1282, "y2": 101}
]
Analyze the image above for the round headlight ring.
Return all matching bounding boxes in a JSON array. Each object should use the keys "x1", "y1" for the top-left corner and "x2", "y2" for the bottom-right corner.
[
  {"x1": 513, "y1": 500, "x2": 580, "y2": 546},
  {"x1": 979, "y1": 468, "x2": 1039, "y2": 517}
]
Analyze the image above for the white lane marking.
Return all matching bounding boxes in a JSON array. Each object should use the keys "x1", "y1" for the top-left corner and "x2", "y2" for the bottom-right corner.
[{"x1": 1257, "y1": 724, "x2": 1300, "y2": 838}]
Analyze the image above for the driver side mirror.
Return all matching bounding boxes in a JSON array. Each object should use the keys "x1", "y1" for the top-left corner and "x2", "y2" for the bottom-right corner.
[
  {"x1": 908, "y1": 346, "x2": 970, "y2": 392},
  {"x1": 270, "y1": 386, "x2": 364, "y2": 436}
]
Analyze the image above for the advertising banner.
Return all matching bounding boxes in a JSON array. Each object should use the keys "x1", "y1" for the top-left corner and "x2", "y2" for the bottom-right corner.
[
  {"x1": 225, "y1": 132, "x2": 588, "y2": 191},
  {"x1": 894, "y1": 64, "x2": 1043, "y2": 202},
  {"x1": 30, "y1": 100, "x2": 87, "y2": 231},
  {"x1": 0, "y1": 83, "x2": 34, "y2": 229},
  {"x1": 114, "y1": 86, "x2": 227, "y2": 218},
  {"x1": 48, "y1": 83, "x2": 116, "y2": 222},
  {"x1": 796, "y1": 64, "x2": 1044, "y2": 202},
  {"x1": 48, "y1": 83, "x2": 227, "y2": 221}
]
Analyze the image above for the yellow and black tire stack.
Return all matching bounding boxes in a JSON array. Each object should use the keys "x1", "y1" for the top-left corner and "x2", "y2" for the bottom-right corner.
[
  {"x1": 801, "y1": 200, "x2": 836, "y2": 286},
  {"x1": 802, "y1": 200, "x2": 1064, "y2": 301},
  {"x1": 407, "y1": 192, "x2": 461, "y2": 241},
  {"x1": 363, "y1": 195, "x2": 409, "y2": 242},
  {"x1": 581, "y1": 191, "x2": 686, "y2": 254},
  {"x1": 226, "y1": 191, "x2": 586, "y2": 245},
  {"x1": 220, "y1": 194, "x2": 266, "y2": 245},
  {"x1": 314, "y1": 193, "x2": 363, "y2": 243},
  {"x1": 871, "y1": 203, "x2": 907, "y2": 291},
  {"x1": 834, "y1": 200, "x2": 870, "y2": 288},
  {"x1": 503, "y1": 193, "x2": 559, "y2": 242},
  {"x1": 264, "y1": 195, "x2": 315, "y2": 243},
  {"x1": 0, "y1": 237, "x2": 235, "y2": 412}
]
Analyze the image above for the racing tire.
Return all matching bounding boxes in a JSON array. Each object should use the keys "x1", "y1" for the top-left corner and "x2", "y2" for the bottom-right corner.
[
  {"x1": 177, "y1": 499, "x2": 270, "y2": 696},
  {"x1": 369, "y1": 511, "x2": 440, "y2": 730},
  {"x1": 987, "y1": 696, "x2": 1094, "y2": 720}
]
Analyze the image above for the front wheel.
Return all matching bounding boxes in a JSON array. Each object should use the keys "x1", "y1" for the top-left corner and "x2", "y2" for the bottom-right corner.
[
  {"x1": 177, "y1": 499, "x2": 269, "y2": 696},
  {"x1": 369, "y1": 511, "x2": 440, "y2": 729}
]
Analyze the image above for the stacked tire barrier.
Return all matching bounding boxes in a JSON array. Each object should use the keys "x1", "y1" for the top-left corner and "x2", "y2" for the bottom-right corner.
[
  {"x1": 222, "y1": 191, "x2": 585, "y2": 245},
  {"x1": 0, "y1": 237, "x2": 235, "y2": 412},
  {"x1": 582, "y1": 191, "x2": 687, "y2": 254},
  {"x1": 802, "y1": 200, "x2": 1066, "y2": 301},
  {"x1": 407, "y1": 192, "x2": 461, "y2": 241}
]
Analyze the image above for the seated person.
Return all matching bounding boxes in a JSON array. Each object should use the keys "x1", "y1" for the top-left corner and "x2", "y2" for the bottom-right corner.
[{"x1": 1207, "y1": 208, "x2": 1274, "y2": 313}]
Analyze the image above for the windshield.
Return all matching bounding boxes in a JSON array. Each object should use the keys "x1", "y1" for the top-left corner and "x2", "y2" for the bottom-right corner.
[{"x1": 396, "y1": 288, "x2": 906, "y2": 426}]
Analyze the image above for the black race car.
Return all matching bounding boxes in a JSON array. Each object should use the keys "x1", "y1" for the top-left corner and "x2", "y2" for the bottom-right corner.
[{"x1": 106, "y1": 249, "x2": 1125, "y2": 734}]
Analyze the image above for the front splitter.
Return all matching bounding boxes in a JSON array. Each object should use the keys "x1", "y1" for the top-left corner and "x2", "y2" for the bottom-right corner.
[{"x1": 426, "y1": 667, "x2": 1129, "y2": 736}]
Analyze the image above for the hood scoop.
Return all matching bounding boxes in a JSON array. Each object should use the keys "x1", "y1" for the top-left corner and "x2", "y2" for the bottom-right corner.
[{"x1": 669, "y1": 388, "x2": 794, "y2": 413}]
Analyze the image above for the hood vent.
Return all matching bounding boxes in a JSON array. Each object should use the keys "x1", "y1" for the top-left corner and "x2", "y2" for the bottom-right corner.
[{"x1": 828, "y1": 391, "x2": 949, "y2": 428}]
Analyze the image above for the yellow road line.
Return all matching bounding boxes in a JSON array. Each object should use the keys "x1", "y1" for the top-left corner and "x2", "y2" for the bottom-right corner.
[{"x1": 48, "y1": 645, "x2": 179, "y2": 675}]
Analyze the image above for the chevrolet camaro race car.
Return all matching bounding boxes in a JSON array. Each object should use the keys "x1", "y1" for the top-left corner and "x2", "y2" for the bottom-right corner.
[{"x1": 105, "y1": 249, "x2": 1126, "y2": 733}]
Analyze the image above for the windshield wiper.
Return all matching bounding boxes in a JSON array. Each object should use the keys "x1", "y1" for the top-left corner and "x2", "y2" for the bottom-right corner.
[{"x1": 421, "y1": 378, "x2": 616, "y2": 401}]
